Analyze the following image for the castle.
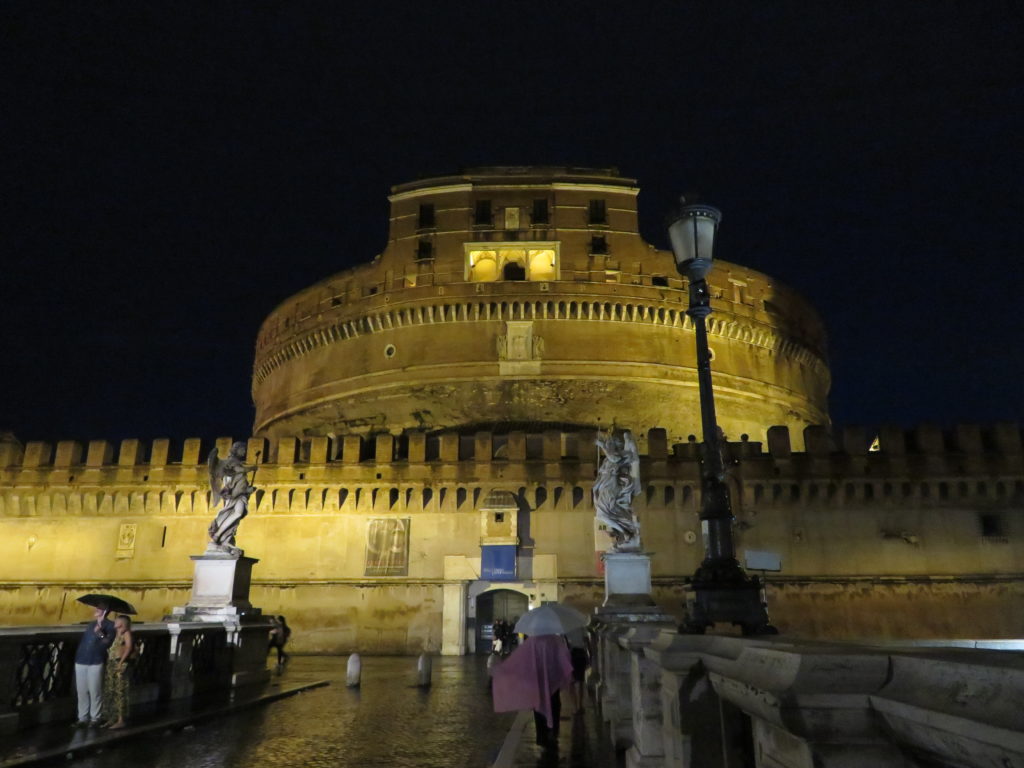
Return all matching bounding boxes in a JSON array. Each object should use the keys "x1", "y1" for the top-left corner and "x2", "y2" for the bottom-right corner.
[{"x1": 1, "y1": 167, "x2": 1021, "y2": 653}]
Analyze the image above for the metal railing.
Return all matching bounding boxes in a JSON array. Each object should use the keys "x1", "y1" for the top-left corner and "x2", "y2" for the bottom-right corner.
[{"x1": 0, "y1": 619, "x2": 271, "y2": 732}]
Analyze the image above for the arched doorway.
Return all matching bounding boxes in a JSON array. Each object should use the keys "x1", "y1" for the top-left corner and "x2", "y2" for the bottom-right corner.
[
  {"x1": 475, "y1": 589, "x2": 528, "y2": 654},
  {"x1": 502, "y1": 261, "x2": 526, "y2": 280}
]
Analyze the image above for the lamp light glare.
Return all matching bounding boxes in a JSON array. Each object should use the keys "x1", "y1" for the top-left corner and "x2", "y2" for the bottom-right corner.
[{"x1": 668, "y1": 201, "x2": 722, "y2": 280}]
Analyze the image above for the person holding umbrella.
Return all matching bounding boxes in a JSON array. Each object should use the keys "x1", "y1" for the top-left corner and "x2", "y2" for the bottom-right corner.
[
  {"x1": 490, "y1": 602, "x2": 586, "y2": 749},
  {"x1": 73, "y1": 594, "x2": 135, "y2": 728}
]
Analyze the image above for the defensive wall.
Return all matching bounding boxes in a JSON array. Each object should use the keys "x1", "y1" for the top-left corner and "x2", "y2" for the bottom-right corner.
[{"x1": 0, "y1": 423, "x2": 1021, "y2": 653}]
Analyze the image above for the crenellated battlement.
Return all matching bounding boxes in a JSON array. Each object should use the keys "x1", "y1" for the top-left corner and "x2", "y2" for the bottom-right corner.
[
  {"x1": 2, "y1": 422, "x2": 1022, "y2": 468},
  {"x1": 2, "y1": 425, "x2": 1021, "y2": 515}
]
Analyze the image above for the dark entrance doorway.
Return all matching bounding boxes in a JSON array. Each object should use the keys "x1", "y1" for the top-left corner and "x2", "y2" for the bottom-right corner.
[
  {"x1": 475, "y1": 589, "x2": 528, "y2": 655},
  {"x1": 502, "y1": 262, "x2": 526, "y2": 280}
]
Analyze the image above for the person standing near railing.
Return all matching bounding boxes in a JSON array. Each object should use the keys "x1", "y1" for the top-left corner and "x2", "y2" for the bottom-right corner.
[
  {"x1": 101, "y1": 615, "x2": 134, "y2": 729},
  {"x1": 73, "y1": 607, "x2": 115, "y2": 728}
]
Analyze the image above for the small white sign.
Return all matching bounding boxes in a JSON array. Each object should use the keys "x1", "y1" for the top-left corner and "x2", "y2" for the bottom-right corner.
[{"x1": 744, "y1": 549, "x2": 782, "y2": 572}]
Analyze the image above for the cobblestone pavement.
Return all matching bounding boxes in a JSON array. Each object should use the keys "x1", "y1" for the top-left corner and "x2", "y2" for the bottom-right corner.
[{"x1": 69, "y1": 656, "x2": 516, "y2": 768}]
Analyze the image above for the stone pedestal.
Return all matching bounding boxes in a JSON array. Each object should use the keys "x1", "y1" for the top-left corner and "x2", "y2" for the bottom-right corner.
[
  {"x1": 167, "y1": 549, "x2": 271, "y2": 689},
  {"x1": 594, "y1": 550, "x2": 675, "y2": 765},
  {"x1": 173, "y1": 551, "x2": 261, "y2": 620},
  {"x1": 602, "y1": 550, "x2": 653, "y2": 606}
]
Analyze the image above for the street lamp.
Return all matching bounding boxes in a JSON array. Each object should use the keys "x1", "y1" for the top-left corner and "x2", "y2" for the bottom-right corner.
[{"x1": 668, "y1": 199, "x2": 776, "y2": 635}]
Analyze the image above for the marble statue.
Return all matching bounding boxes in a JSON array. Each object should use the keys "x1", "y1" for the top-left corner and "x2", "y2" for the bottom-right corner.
[
  {"x1": 593, "y1": 429, "x2": 642, "y2": 551},
  {"x1": 207, "y1": 442, "x2": 258, "y2": 555}
]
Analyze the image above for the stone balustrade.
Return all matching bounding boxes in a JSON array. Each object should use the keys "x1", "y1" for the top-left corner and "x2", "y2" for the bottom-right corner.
[
  {"x1": 0, "y1": 618, "x2": 272, "y2": 733},
  {"x1": 588, "y1": 622, "x2": 1024, "y2": 767}
]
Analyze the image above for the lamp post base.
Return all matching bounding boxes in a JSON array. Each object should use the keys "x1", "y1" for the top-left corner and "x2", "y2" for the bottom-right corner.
[{"x1": 681, "y1": 563, "x2": 778, "y2": 636}]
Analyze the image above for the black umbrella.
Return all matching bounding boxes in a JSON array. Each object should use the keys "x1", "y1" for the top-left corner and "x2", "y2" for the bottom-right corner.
[{"x1": 76, "y1": 594, "x2": 137, "y2": 615}]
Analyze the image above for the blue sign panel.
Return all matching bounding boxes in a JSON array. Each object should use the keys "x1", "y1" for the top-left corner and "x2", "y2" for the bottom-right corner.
[{"x1": 481, "y1": 545, "x2": 517, "y2": 581}]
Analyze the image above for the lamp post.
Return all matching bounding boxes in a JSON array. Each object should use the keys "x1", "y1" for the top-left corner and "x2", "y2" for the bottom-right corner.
[{"x1": 668, "y1": 200, "x2": 776, "y2": 636}]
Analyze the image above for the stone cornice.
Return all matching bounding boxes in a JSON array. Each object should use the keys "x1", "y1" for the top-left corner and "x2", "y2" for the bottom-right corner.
[{"x1": 252, "y1": 292, "x2": 829, "y2": 387}]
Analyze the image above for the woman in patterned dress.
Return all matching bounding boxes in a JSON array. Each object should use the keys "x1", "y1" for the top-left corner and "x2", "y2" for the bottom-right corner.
[{"x1": 102, "y1": 615, "x2": 134, "y2": 729}]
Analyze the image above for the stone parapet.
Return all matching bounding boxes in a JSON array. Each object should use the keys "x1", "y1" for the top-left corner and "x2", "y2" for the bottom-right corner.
[{"x1": 590, "y1": 626, "x2": 1024, "y2": 768}]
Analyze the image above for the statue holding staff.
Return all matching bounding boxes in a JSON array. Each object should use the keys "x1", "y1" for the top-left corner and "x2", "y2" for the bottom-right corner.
[
  {"x1": 593, "y1": 429, "x2": 642, "y2": 551},
  {"x1": 207, "y1": 441, "x2": 259, "y2": 556}
]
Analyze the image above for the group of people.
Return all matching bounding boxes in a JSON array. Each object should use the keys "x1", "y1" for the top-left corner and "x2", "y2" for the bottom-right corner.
[
  {"x1": 74, "y1": 607, "x2": 134, "y2": 730},
  {"x1": 489, "y1": 618, "x2": 519, "y2": 656}
]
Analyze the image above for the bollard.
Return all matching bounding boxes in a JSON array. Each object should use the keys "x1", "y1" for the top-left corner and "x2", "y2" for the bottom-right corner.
[
  {"x1": 346, "y1": 653, "x2": 361, "y2": 688},
  {"x1": 416, "y1": 654, "x2": 432, "y2": 687}
]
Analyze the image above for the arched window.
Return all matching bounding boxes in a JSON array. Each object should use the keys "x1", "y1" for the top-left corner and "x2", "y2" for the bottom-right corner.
[
  {"x1": 466, "y1": 243, "x2": 559, "y2": 281},
  {"x1": 469, "y1": 251, "x2": 498, "y2": 282}
]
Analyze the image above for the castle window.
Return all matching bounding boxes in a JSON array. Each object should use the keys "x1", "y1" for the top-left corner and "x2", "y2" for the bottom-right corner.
[
  {"x1": 588, "y1": 199, "x2": 607, "y2": 225},
  {"x1": 466, "y1": 242, "x2": 558, "y2": 282},
  {"x1": 979, "y1": 513, "x2": 1005, "y2": 538},
  {"x1": 475, "y1": 199, "x2": 492, "y2": 226},
  {"x1": 418, "y1": 203, "x2": 435, "y2": 229},
  {"x1": 729, "y1": 278, "x2": 748, "y2": 304},
  {"x1": 416, "y1": 239, "x2": 433, "y2": 261},
  {"x1": 532, "y1": 199, "x2": 549, "y2": 225},
  {"x1": 652, "y1": 275, "x2": 669, "y2": 287},
  {"x1": 590, "y1": 235, "x2": 608, "y2": 254},
  {"x1": 504, "y1": 207, "x2": 521, "y2": 230}
]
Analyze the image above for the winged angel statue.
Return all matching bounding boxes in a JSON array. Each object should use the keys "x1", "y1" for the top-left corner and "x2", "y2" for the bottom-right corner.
[
  {"x1": 207, "y1": 442, "x2": 258, "y2": 555},
  {"x1": 593, "y1": 429, "x2": 642, "y2": 551}
]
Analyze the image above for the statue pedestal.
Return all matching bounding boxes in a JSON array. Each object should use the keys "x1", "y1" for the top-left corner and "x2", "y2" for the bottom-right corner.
[
  {"x1": 168, "y1": 549, "x2": 271, "y2": 689},
  {"x1": 593, "y1": 550, "x2": 674, "y2": 750},
  {"x1": 602, "y1": 550, "x2": 653, "y2": 606},
  {"x1": 173, "y1": 550, "x2": 261, "y2": 620}
]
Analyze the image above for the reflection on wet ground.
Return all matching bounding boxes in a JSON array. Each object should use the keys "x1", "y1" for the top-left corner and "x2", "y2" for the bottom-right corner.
[
  {"x1": 72, "y1": 656, "x2": 515, "y2": 768},
  {"x1": 509, "y1": 700, "x2": 625, "y2": 768}
]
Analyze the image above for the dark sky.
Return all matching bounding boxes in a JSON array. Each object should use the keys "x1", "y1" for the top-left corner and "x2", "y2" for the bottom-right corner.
[{"x1": 2, "y1": 2, "x2": 1021, "y2": 445}]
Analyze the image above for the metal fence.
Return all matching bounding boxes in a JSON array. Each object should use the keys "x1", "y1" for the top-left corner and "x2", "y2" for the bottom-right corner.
[{"x1": 0, "y1": 619, "x2": 271, "y2": 732}]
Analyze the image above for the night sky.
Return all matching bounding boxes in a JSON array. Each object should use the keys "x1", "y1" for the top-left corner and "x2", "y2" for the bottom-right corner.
[{"x1": 2, "y1": 3, "x2": 1021, "y2": 446}]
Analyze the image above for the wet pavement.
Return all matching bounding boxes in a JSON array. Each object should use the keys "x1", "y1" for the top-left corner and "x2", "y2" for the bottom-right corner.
[
  {"x1": 501, "y1": 699, "x2": 626, "y2": 768},
  {"x1": 43, "y1": 656, "x2": 515, "y2": 767},
  {"x1": 1, "y1": 656, "x2": 624, "y2": 767}
]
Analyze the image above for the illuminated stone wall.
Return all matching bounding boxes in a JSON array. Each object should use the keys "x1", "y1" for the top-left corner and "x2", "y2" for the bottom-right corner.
[
  {"x1": 1, "y1": 424, "x2": 1021, "y2": 652},
  {"x1": 251, "y1": 167, "x2": 830, "y2": 449}
]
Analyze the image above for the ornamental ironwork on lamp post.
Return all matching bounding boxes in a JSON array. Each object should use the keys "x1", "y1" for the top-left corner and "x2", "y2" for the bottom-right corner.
[{"x1": 668, "y1": 200, "x2": 777, "y2": 635}]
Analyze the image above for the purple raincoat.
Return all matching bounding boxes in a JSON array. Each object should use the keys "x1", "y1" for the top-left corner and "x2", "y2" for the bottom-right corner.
[{"x1": 491, "y1": 634, "x2": 573, "y2": 727}]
